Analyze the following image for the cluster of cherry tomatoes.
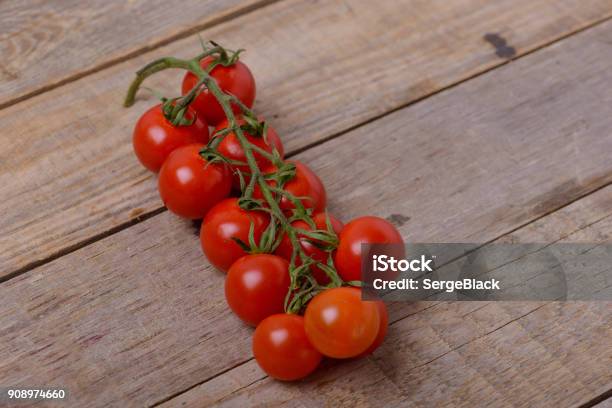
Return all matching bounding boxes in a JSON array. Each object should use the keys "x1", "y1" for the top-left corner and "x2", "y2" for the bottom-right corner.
[{"x1": 126, "y1": 43, "x2": 404, "y2": 381}]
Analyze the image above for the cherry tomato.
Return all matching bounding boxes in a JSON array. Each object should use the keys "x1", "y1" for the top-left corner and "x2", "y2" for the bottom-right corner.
[
  {"x1": 334, "y1": 216, "x2": 404, "y2": 282},
  {"x1": 225, "y1": 254, "x2": 290, "y2": 326},
  {"x1": 200, "y1": 198, "x2": 269, "y2": 271},
  {"x1": 275, "y1": 213, "x2": 343, "y2": 284},
  {"x1": 214, "y1": 117, "x2": 284, "y2": 189},
  {"x1": 304, "y1": 287, "x2": 380, "y2": 358},
  {"x1": 158, "y1": 143, "x2": 231, "y2": 219},
  {"x1": 181, "y1": 56, "x2": 256, "y2": 126},
  {"x1": 132, "y1": 104, "x2": 209, "y2": 172},
  {"x1": 359, "y1": 301, "x2": 388, "y2": 355},
  {"x1": 255, "y1": 161, "x2": 326, "y2": 213},
  {"x1": 253, "y1": 314, "x2": 322, "y2": 381}
]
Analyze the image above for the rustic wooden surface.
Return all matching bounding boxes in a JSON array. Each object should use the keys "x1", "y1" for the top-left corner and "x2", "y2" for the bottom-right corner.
[
  {"x1": 3, "y1": 0, "x2": 612, "y2": 277},
  {"x1": 1, "y1": 0, "x2": 611, "y2": 407},
  {"x1": 0, "y1": 0, "x2": 273, "y2": 108}
]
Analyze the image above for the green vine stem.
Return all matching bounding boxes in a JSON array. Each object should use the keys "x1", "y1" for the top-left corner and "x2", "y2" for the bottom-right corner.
[{"x1": 124, "y1": 42, "x2": 346, "y2": 313}]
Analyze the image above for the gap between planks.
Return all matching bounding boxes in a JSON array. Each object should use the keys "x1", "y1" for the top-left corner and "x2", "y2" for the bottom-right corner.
[
  {"x1": 0, "y1": 0, "x2": 281, "y2": 111},
  {"x1": 5, "y1": 12, "x2": 612, "y2": 285},
  {"x1": 578, "y1": 389, "x2": 612, "y2": 408}
]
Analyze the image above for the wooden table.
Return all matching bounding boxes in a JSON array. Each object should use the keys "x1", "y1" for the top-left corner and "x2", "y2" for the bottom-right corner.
[{"x1": 1, "y1": 1, "x2": 611, "y2": 406}]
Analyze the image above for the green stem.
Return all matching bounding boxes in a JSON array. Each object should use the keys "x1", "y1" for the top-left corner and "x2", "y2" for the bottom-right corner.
[
  {"x1": 124, "y1": 57, "x2": 194, "y2": 107},
  {"x1": 124, "y1": 47, "x2": 345, "y2": 313},
  {"x1": 201, "y1": 71, "x2": 342, "y2": 312}
]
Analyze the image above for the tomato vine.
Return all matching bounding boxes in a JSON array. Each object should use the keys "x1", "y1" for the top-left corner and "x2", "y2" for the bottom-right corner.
[{"x1": 124, "y1": 41, "x2": 347, "y2": 314}]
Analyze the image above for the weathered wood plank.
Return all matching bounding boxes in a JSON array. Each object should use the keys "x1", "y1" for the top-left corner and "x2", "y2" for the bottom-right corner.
[
  {"x1": 2, "y1": 0, "x2": 612, "y2": 277},
  {"x1": 164, "y1": 179, "x2": 612, "y2": 406},
  {"x1": 2, "y1": 19, "x2": 612, "y2": 407},
  {"x1": 186, "y1": 302, "x2": 609, "y2": 408},
  {"x1": 0, "y1": 0, "x2": 274, "y2": 107},
  {"x1": 158, "y1": 361, "x2": 267, "y2": 407},
  {"x1": 0, "y1": 215, "x2": 241, "y2": 407},
  {"x1": 591, "y1": 395, "x2": 612, "y2": 408},
  {"x1": 165, "y1": 358, "x2": 411, "y2": 408},
  {"x1": 163, "y1": 149, "x2": 612, "y2": 407},
  {"x1": 379, "y1": 302, "x2": 610, "y2": 407},
  {"x1": 374, "y1": 194, "x2": 612, "y2": 405}
]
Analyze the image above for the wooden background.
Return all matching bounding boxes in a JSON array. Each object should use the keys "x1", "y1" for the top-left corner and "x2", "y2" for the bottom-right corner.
[{"x1": 1, "y1": 0, "x2": 611, "y2": 406}]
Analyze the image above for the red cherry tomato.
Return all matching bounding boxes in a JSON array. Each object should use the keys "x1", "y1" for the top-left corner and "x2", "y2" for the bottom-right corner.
[
  {"x1": 359, "y1": 301, "x2": 388, "y2": 356},
  {"x1": 214, "y1": 117, "x2": 284, "y2": 189},
  {"x1": 253, "y1": 314, "x2": 322, "y2": 381},
  {"x1": 132, "y1": 104, "x2": 209, "y2": 172},
  {"x1": 334, "y1": 216, "x2": 404, "y2": 281},
  {"x1": 225, "y1": 254, "x2": 290, "y2": 326},
  {"x1": 255, "y1": 161, "x2": 326, "y2": 213},
  {"x1": 181, "y1": 56, "x2": 256, "y2": 126},
  {"x1": 200, "y1": 198, "x2": 269, "y2": 271},
  {"x1": 158, "y1": 143, "x2": 231, "y2": 219},
  {"x1": 275, "y1": 213, "x2": 343, "y2": 284},
  {"x1": 304, "y1": 287, "x2": 380, "y2": 358}
]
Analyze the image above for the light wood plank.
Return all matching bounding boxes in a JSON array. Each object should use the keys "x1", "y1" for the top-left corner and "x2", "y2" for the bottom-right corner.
[
  {"x1": 378, "y1": 302, "x2": 610, "y2": 407},
  {"x1": 373, "y1": 208, "x2": 612, "y2": 405},
  {"x1": 0, "y1": 0, "x2": 274, "y2": 107},
  {"x1": 165, "y1": 358, "x2": 410, "y2": 408},
  {"x1": 164, "y1": 130, "x2": 612, "y2": 407},
  {"x1": 2, "y1": 19, "x2": 612, "y2": 406},
  {"x1": 591, "y1": 395, "x2": 612, "y2": 408},
  {"x1": 168, "y1": 150, "x2": 612, "y2": 405},
  {"x1": 2, "y1": 0, "x2": 612, "y2": 277},
  {"x1": 188, "y1": 302, "x2": 609, "y2": 408}
]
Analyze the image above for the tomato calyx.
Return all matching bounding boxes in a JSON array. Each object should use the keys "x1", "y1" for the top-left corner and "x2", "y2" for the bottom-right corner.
[
  {"x1": 236, "y1": 114, "x2": 268, "y2": 139},
  {"x1": 263, "y1": 161, "x2": 297, "y2": 188},
  {"x1": 160, "y1": 97, "x2": 197, "y2": 126},
  {"x1": 199, "y1": 116, "x2": 283, "y2": 172},
  {"x1": 202, "y1": 40, "x2": 244, "y2": 68},
  {"x1": 228, "y1": 208, "x2": 279, "y2": 255}
]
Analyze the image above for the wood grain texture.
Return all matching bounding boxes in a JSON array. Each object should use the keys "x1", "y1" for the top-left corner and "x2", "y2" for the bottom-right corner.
[
  {"x1": 177, "y1": 303, "x2": 609, "y2": 408},
  {"x1": 373, "y1": 193, "x2": 612, "y2": 407},
  {"x1": 2, "y1": 0, "x2": 612, "y2": 277},
  {"x1": 0, "y1": 0, "x2": 274, "y2": 107},
  {"x1": 2, "y1": 19, "x2": 612, "y2": 407},
  {"x1": 164, "y1": 153, "x2": 612, "y2": 408},
  {"x1": 165, "y1": 358, "x2": 410, "y2": 407},
  {"x1": 374, "y1": 192, "x2": 612, "y2": 406}
]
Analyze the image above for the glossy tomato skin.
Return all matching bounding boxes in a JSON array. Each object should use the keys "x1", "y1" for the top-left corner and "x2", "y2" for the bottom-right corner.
[
  {"x1": 275, "y1": 213, "x2": 343, "y2": 284},
  {"x1": 253, "y1": 314, "x2": 322, "y2": 381},
  {"x1": 214, "y1": 118, "x2": 284, "y2": 189},
  {"x1": 181, "y1": 56, "x2": 256, "y2": 126},
  {"x1": 255, "y1": 161, "x2": 326, "y2": 213},
  {"x1": 334, "y1": 216, "x2": 404, "y2": 282},
  {"x1": 225, "y1": 254, "x2": 290, "y2": 326},
  {"x1": 304, "y1": 287, "x2": 380, "y2": 358},
  {"x1": 200, "y1": 198, "x2": 269, "y2": 271},
  {"x1": 133, "y1": 104, "x2": 209, "y2": 172},
  {"x1": 158, "y1": 143, "x2": 231, "y2": 219},
  {"x1": 359, "y1": 301, "x2": 388, "y2": 356}
]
